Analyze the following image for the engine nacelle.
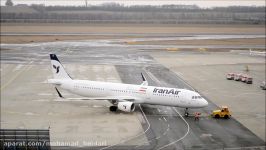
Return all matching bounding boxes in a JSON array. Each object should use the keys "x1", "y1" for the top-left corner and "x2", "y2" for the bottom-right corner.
[{"x1": 117, "y1": 102, "x2": 135, "y2": 112}]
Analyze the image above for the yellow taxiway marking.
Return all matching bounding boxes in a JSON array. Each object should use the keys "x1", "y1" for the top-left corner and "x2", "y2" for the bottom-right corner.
[
  {"x1": 166, "y1": 47, "x2": 179, "y2": 51},
  {"x1": 1, "y1": 61, "x2": 33, "y2": 91}
]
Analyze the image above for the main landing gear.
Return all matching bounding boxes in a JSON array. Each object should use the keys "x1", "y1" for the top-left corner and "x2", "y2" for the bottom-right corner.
[
  {"x1": 109, "y1": 106, "x2": 118, "y2": 112},
  {"x1": 184, "y1": 108, "x2": 189, "y2": 117}
]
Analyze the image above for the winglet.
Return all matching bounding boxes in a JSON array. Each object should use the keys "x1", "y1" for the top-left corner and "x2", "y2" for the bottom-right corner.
[
  {"x1": 141, "y1": 73, "x2": 148, "y2": 86},
  {"x1": 141, "y1": 73, "x2": 146, "y2": 81}
]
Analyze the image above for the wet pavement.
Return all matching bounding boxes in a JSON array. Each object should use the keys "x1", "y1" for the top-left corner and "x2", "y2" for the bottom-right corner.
[{"x1": 1, "y1": 38, "x2": 265, "y2": 149}]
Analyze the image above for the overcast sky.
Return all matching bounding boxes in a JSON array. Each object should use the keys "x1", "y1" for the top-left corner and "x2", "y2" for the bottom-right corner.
[{"x1": 1, "y1": 0, "x2": 265, "y2": 8}]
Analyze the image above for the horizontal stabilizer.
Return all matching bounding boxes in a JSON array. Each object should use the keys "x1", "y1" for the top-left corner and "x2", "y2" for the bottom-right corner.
[{"x1": 55, "y1": 87, "x2": 64, "y2": 98}]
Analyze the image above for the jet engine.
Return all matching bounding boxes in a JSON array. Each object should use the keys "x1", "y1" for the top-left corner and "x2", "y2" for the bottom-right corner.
[{"x1": 117, "y1": 102, "x2": 135, "y2": 112}]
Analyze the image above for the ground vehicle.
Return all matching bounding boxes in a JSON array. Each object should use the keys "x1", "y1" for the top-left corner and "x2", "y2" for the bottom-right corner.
[
  {"x1": 234, "y1": 74, "x2": 242, "y2": 81},
  {"x1": 245, "y1": 77, "x2": 253, "y2": 84},
  {"x1": 241, "y1": 74, "x2": 248, "y2": 82},
  {"x1": 226, "y1": 73, "x2": 235, "y2": 80},
  {"x1": 212, "y1": 106, "x2": 231, "y2": 119},
  {"x1": 260, "y1": 81, "x2": 266, "y2": 90}
]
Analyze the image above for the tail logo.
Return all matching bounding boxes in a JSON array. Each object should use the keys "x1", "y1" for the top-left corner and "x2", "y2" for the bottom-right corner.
[{"x1": 53, "y1": 65, "x2": 60, "y2": 73}]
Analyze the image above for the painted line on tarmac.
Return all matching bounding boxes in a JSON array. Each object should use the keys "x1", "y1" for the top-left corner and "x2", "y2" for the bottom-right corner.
[
  {"x1": 156, "y1": 107, "x2": 190, "y2": 150},
  {"x1": 175, "y1": 74, "x2": 196, "y2": 91},
  {"x1": 224, "y1": 146, "x2": 266, "y2": 150},
  {"x1": 142, "y1": 117, "x2": 171, "y2": 145},
  {"x1": 100, "y1": 104, "x2": 150, "y2": 150},
  {"x1": 143, "y1": 67, "x2": 191, "y2": 149},
  {"x1": 144, "y1": 69, "x2": 161, "y2": 85},
  {"x1": 163, "y1": 117, "x2": 167, "y2": 122},
  {"x1": 1, "y1": 61, "x2": 33, "y2": 91}
]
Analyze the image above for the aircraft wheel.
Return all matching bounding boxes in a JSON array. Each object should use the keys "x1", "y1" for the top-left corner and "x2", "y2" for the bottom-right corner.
[
  {"x1": 184, "y1": 108, "x2": 189, "y2": 117},
  {"x1": 215, "y1": 114, "x2": 220, "y2": 118}
]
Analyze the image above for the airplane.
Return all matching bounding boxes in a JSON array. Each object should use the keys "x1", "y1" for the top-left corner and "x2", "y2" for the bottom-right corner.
[{"x1": 48, "y1": 54, "x2": 208, "y2": 116}]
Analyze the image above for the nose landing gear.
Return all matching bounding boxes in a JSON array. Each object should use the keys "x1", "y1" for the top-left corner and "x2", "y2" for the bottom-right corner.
[{"x1": 184, "y1": 108, "x2": 189, "y2": 117}]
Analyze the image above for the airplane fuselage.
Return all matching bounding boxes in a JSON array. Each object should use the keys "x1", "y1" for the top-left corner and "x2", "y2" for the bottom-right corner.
[{"x1": 51, "y1": 79, "x2": 208, "y2": 108}]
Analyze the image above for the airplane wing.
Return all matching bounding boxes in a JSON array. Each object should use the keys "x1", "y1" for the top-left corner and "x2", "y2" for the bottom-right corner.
[
  {"x1": 53, "y1": 84, "x2": 143, "y2": 103},
  {"x1": 63, "y1": 96, "x2": 137, "y2": 101},
  {"x1": 55, "y1": 96, "x2": 144, "y2": 104}
]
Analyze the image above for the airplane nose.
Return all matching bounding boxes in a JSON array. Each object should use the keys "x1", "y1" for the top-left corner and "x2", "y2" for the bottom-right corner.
[{"x1": 201, "y1": 99, "x2": 208, "y2": 107}]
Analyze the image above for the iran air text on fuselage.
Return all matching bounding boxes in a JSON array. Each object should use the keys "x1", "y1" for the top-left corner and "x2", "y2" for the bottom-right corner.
[{"x1": 153, "y1": 88, "x2": 180, "y2": 95}]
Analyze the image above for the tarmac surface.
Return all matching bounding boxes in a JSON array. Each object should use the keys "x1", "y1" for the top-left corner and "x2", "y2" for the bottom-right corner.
[
  {"x1": 1, "y1": 34, "x2": 265, "y2": 49},
  {"x1": 1, "y1": 36, "x2": 265, "y2": 149}
]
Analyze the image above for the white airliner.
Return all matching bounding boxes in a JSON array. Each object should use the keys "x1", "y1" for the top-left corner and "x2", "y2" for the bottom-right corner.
[{"x1": 48, "y1": 54, "x2": 208, "y2": 116}]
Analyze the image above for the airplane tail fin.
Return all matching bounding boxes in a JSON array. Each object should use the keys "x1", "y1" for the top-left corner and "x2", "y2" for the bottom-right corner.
[{"x1": 50, "y1": 54, "x2": 72, "y2": 80}]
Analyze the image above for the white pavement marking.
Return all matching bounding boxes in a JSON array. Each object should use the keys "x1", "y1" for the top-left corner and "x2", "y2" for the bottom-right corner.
[
  {"x1": 156, "y1": 107, "x2": 190, "y2": 150},
  {"x1": 144, "y1": 122, "x2": 171, "y2": 144},
  {"x1": 147, "y1": 114, "x2": 180, "y2": 117},
  {"x1": 12, "y1": 64, "x2": 23, "y2": 72},
  {"x1": 232, "y1": 92, "x2": 261, "y2": 97},
  {"x1": 100, "y1": 104, "x2": 150, "y2": 150},
  {"x1": 144, "y1": 69, "x2": 161, "y2": 85},
  {"x1": 143, "y1": 67, "x2": 191, "y2": 149},
  {"x1": 224, "y1": 146, "x2": 266, "y2": 150},
  {"x1": 175, "y1": 75, "x2": 196, "y2": 91},
  {"x1": 1, "y1": 61, "x2": 33, "y2": 91},
  {"x1": 65, "y1": 47, "x2": 72, "y2": 54},
  {"x1": 163, "y1": 117, "x2": 167, "y2": 122}
]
